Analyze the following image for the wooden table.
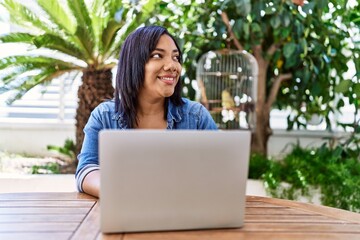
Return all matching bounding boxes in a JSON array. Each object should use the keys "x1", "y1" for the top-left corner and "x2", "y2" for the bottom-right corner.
[{"x1": 1, "y1": 192, "x2": 360, "y2": 240}]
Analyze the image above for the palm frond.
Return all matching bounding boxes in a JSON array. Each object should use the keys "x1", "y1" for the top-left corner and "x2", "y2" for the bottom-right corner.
[
  {"x1": 33, "y1": 34, "x2": 87, "y2": 61},
  {"x1": 0, "y1": 59, "x2": 79, "y2": 85},
  {"x1": 2, "y1": 0, "x2": 52, "y2": 33},
  {"x1": 105, "y1": 7, "x2": 138, "y2": 59},
  {"x1": 2, "y1": 1, "x2": 92, "y2": 62},
  {"x1": 90, "y1": 0, "x2": 107, "y2": 15},
  {"x1": 67, "y1": 0, "x2": 95, "y2": 59},
  {"x1": 1, "y1": 65, "x2": 50, "y2": 85},
  {"x1": 0, "y1": 56, "x2": 81, "y2": 71},
  {"x1": 89, "y1": 0, "x2": 107, "y2": 52},
  {"x1": 1, "y1": 71, "x2": 21, "y2": 85},
  {"x1": 107, "y1": 0, "x2": 125, "y2": 19},
  {"x1": 2, "y1": 68, "x2": 69, "y2": 104},
  {"x1": 101, "y1": 17, "x2": 125, "y2": 55},
  {"x1": 0, "y1": 57, "x2": 82, "y2": 96},
  {"x1": 106, "y1": 0, "x2": 161, "y2": 58},
  {"x1": 37, "y1": 0, "x2": 76, "y2": 35},
  {"x1": 0, "y1": 32, "x2": 35, "y2": 44},
  {"x1": 90, "y1": 0, "x2": 127, "y2": 55}
]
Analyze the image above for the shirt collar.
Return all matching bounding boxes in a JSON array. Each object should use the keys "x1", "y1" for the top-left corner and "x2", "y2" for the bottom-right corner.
[{"x1": 167, "y1": 99, "x2": 182, "y2": 123}]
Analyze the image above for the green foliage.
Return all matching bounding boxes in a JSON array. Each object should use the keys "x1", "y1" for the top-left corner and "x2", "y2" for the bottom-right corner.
[
  {"x1": 154, "y1": 0, "x2": 359, "y2": 132},
  {"x1": 31, "y1": 162, "x2": 60, "y2": 174},
  {"x1": 47, "y1": 138, "x2": 76, "y2": 162},
  {"x1": 250, "y1": 135, "x2": 360, "y2": 212}
]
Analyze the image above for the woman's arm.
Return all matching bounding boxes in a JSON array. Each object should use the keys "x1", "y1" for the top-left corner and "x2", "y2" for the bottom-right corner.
[
  {"x1": 75, "y1": 104, "x2": 104, "y2": 197},
  {"x1": 82, "y1": 170, "x2": 100, "y2": 198}
]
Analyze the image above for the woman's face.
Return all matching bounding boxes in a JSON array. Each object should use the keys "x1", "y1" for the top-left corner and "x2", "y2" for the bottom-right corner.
[{"x1": 140, "y1": 34, "x2": 182, "y2": 101}]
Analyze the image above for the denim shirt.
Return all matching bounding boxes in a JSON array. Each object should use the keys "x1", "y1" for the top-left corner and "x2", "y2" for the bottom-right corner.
[{"x1": 75, "y1": 98, "x2": 217, "y2": 192}]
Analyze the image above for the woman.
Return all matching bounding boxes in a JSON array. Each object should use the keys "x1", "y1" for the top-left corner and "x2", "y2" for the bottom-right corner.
[{"x1": 75, "y1": 26, "x2": 217, "y2": 197}]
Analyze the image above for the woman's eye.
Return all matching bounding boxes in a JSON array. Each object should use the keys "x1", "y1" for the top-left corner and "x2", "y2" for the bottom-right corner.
[
  {"x1": 151, "y1": 53, "x2": 161, "y2": 59},
  {"x1": 174, "y1": 56, "x2": 180, "y2": 62}
]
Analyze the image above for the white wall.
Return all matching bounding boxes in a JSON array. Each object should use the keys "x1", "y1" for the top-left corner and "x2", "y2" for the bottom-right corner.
[
  {"x1": 0, "y1": 122, "x2": 75, "y2": 156},
  {"x1": 0, "y1": 122, "x2": 348, "y2": 157}
]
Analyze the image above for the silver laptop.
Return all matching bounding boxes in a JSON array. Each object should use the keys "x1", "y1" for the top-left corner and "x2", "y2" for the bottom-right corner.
[{"x1": 99, "y1": 130, "x2": 251, "y2": 233}]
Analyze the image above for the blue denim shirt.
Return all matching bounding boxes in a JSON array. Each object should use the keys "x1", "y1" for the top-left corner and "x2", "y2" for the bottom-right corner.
[{"x1": 75, "y1": 98, "x2": 217, "y2": 192}]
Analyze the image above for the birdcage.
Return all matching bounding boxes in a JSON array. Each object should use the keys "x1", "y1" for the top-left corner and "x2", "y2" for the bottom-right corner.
[{"x1": 196, "y1": 49, "x2": 258, "y2": 130}]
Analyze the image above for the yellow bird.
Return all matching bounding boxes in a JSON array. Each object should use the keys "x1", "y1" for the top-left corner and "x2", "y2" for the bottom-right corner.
[{"x1": 221, "y1": 89, "x2": 235, "y2": 109}]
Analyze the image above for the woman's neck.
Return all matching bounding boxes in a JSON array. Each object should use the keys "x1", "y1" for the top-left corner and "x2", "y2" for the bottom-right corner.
[
  {"x1": 137, "y1": 97, "x2": 165, "y2": 116},
  {"x1": 136, "y1": 97, "x2": 167, "y2": 129}
]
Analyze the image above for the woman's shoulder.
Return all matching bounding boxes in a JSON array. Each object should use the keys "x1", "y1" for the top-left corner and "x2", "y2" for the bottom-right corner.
[
  {"x1": 94, "y1": 99, "x2": 115, "y2": 112},
  {"x1": 90, "y1": 100, "x2": 116, "y2": 119}
]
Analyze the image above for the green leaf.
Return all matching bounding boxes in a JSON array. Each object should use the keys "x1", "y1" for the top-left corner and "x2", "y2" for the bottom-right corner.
[
  {"x1": 264, "y1": 4, "x2": 275, "y2": 15},
  {"x1": 296, "y1": 23, "x2": 304, "y2": 40},
  {"x1": 0, "y1": 56, "x2": 79, "y2": 71},
  {"x1": 334, "y1": 80, "x2": 351, "y2": 94},
  {"x1": 37, "y1": 0, "x2": 76, "y2": 35},
  {"x1": 270, "y1": 16, "x2": 281, "y2": 29},
  {"x1": 243, "y1": 22, "x2": 250, "y2": 39},
  {"x1": 0, "y1": 33, "x2": 35, "y2": 44},
  {"x1": 235, "y1": 0, "x2": 251, "y2": 16},
  {"x1": 74, "y1": 26, "x2": 95, "y2": 61},
  {"x1": 137, "y1": 0, "x2": 159, "y2": 21},
  {"x1": 317, "y1": 0, "x2": 328, "y2": 11},
  {"x1": 4, "y1": 67, "x2": 72, "y2": 104},
  {"x1": 233, "y1": 19, "x2": 243, "y2": 35},
  {"x1": 302, "y1": 2, "x2": 315, "y2": 14},
  {"x1": 283, "y1": 42, "x2": 297, "y2": 59},
  {"x1": 67, "y1": 0, "x2": 95, "y2": 57},
  {"x1": 336, "y1": 99, "x2": 345, "y2": 108},
  {"x1": 301, "y1": 69, "x2": 311, "y2": 85},
  {"x1": 90, "y1": 0, "x2": 121, "y2": 55},
  {"x1": 33, "y1": 34, "x2": 86, "y2": 61},
  {"x1": 101, "y1": 19, "x2": 123, "y2": 54},
  {"x1": 280, "y1": 28, "x2": 291, "y2": 39},
  {"x1": 310, "y1": 81, "x2": 323, "y2": 96},
  {"x1": 299, "y1": 38, "x2": 308, "y2": 56},
  {"x1": 251, "y1": 22, "x2": 262, "y2": 34},
  {"x1": 2, "y1": 0, "x2": 53, "y2": 32},
  {"x1": 281, "y1": 11, "x2": 291, "y2": 27},
  {"x1": 0, "y1": 62, "x2": 61, "y2": 85},
  {"x1": 107, "y1": 0, "x2": 162, "y2": 57},
  {"x1": 284, "y1": 55, "x2": 298, "y2": 69},
  {"x1": 107, "y1": 0, "x2": 126, "y2": 19},
  {"x1": 252, "y1": 1, "x2": 265, "y2": 20}
]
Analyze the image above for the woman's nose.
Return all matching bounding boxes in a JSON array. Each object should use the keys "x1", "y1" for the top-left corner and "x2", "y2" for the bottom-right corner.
[{"x1": 163, "y1": 61, "x2": 177, "y2": 72}]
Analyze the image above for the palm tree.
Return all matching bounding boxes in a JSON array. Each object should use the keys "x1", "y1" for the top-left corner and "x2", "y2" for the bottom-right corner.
[{"x1": 0, "y1": 0, "x2": 159, "y2": 155}]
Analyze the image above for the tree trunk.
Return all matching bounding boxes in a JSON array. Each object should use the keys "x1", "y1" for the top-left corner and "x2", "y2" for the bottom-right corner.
[
  {"x1": 75, "y1": 68, "x2": 114, "y2": 156},
  {"x1": 251, "y1": 107, "x2": 271, "y2": 155},
  {"x1": 251, "y1": 51, "x2": 272, "y2": 156}
]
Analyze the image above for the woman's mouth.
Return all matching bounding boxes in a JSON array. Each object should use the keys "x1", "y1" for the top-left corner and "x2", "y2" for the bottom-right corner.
[{"x1": 158, "y1": 76, "x2": 177, "y2": 85}]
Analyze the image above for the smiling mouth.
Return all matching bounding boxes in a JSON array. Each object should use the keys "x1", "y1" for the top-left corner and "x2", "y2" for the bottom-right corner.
[{"x1": 158, "y1": 76, "x2": 177, "y2": 85}]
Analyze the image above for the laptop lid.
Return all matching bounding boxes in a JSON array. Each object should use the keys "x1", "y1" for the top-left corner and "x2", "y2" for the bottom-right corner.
[{"x1": 99, "y1": 130, "x2": 251, "y2": 233}]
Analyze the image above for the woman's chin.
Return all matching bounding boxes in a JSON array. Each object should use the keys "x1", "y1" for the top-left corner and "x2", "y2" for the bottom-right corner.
[{"x1": 162, "y1": 89, "x2": 175, "y2": 98}]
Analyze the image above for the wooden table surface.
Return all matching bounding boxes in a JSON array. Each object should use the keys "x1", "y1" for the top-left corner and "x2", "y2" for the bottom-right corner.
[{"x1": 1, "y1": 192, "x2": 360, "y2": 240}]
